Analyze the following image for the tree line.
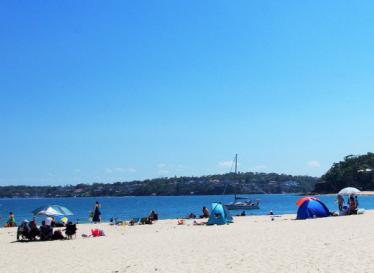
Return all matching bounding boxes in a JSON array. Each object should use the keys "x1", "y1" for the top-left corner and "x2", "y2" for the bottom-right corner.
[
  {"x1": 0, "y1": 172, "x2": 318, "y2": 198},
  {"x1": 314, "y1": 152, "x2": 374, "y2": 193}
]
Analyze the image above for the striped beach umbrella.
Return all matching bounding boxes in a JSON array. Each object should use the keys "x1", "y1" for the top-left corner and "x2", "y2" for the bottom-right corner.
[{"x1": 32, "y1": 205, "x2": 74, "y2": 217}]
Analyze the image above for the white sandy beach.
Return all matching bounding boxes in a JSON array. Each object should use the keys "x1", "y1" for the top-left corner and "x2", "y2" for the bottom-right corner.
[{"x1": 1, "y1": 212, "x2": 374, "y2": 273}]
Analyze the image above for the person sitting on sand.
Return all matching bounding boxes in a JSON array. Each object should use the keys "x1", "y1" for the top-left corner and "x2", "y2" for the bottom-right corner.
[
  {"x1": 45, "y1": 216, "x2": 53, "y2": 227},
  {"x1": 236, "y1": 211, "x2": 246, "y2": 216},
  {"x1": 200, "y1": 207, "x2": 210, "y2": 218},
  {"x1": 40, "y1": 219, "x2": 53, "y2": 241},
  {"x1": 187, "y1": 213, "x2": 196, "y2": 219},
  {"x1": 109, "y1": 217, "x2": 123, "y2": 225},
  {"x1": 349, "y1": 195, "x2": 358, "y2": 215},
  {"x1": 52, "y1": 229, "x2": 65, "y2": 240},
  {"x1": 140, "y1": 217, "x2": 152, "y2": 225},
  {"x1": 29, "y1": 219, "x2": 40, "y2": 239},
  {"x1": 337, "y1": 194, "x2": 344, "y2": 211},
  {"x1": 5, "y1": 212, "x2": 17, "y2": 227},
  {"x1": 149, "y1": 210, "x2": 158, "y2": 221}
]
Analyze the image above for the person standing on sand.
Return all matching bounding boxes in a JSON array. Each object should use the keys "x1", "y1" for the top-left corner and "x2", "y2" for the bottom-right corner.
[
  {"x1": 92, "y1": 201, "x2": 101, "y2": 223},
  {"x1": 337, "y1": 194, "x2": 344, "y2": 211},
  {"x1": 348, "y1": 195, "x2": 357, "y2": 215}
]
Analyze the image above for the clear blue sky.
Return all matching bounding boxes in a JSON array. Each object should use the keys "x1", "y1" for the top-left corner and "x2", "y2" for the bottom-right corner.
[{"x1": 1, "y1": 1, "x2": 374, "y2": 186}]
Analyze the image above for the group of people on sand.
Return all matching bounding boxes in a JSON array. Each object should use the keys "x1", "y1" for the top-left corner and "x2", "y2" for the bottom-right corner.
[
  {"x1": 337, "y1": 194, "x2": 359, "y2": 215},
  {"x1": 17, "y1": 216, "x2": 77, "y2": 241},
  {"x1": 3, "y1": 200, "x2": 162, "y2": 242},
  {"x1": 89, "y1": 201, "x2": 160, "y2": 226},
  {"x1": 128, "y1": 210, "x2": 159, "y2": 225},
  {"x1": 179, "y1": 206, "x2": 212, "y2": 225},
  {"x1": 14, "y1": 200, "x2": 107, "y2": 241},
  {"x1": 186, "y1": 206, "x2": 210, "y2": 220}
]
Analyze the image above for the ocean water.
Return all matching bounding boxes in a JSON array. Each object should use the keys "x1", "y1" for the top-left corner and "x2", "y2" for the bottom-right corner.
[{"x1": 0, "y1": 194, "x2": 373, "y2": 225}]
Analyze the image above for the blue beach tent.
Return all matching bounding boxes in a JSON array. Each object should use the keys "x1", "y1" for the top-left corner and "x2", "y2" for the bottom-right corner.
[
  {"x1": 207, "y1": 202, "x2": 233, "y2": 225},
  {"x1": 296, "y1": 197, "x2": 330, "y2": 220}
]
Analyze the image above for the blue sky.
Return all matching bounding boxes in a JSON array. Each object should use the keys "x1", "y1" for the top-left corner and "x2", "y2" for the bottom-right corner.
[{"x1": 1, "y1": 1, "x2": 374, "y2": 185}]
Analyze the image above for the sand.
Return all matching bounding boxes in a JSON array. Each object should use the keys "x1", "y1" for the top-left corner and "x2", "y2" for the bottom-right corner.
[
  {"x1": 323, "y1": 191, "x2": 374, "y2": 196},
  {"x1": 1, "y1": 212, "x2": 374, "y2": 273},
  {"x1": 357, "y1": 191, "x2": 374, "y2": 196}
]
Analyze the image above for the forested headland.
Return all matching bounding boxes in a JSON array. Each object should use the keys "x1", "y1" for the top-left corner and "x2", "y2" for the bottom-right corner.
[{"x1": 314, "y1": 153, "x2": 374, "y2": 193}]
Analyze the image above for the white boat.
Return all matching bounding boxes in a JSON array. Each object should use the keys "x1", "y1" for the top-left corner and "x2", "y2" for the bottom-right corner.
[
  {"x1": 224, "y1": 154, "x2": 260, "y2": 210},
  {"x1": 225, "y1": 195, "x2": 260, "y2": 210}
]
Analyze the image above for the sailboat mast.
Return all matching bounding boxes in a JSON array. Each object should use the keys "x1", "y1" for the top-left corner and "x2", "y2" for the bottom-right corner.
[
  {"x1": 235, "y1": 154, "x2": 238, "y2": 174},
  {"x1": 234, "y1": 154, "x2": 238, "y2": 200}
]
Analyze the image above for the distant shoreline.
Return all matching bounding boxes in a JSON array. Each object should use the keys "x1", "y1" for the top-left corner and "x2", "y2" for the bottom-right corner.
[
  {"x1": 0, "y1": 193, "x2": 303, "y2": 200},
  {"x1": 2, "y1": 192, "x2": 374, "y2": 200}
]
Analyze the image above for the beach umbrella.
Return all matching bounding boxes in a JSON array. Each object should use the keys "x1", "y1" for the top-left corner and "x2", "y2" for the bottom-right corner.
[
  {"x1": 56, "y1": 206, "x2": 74, "y2": 216},
  {"x1": 338, "y1": 187, "x2": 361, "y2": 196},
  {"x1": 32, "y1": 205, "x2": 74, "y2": 217}
]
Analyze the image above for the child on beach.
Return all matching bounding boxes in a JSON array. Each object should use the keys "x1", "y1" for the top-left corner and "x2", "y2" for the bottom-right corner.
[{"x1": 5, "y1": 212, "x2": 16, "y2": 227}]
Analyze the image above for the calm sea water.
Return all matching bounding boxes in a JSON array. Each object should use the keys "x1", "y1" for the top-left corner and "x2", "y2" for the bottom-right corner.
[{"x1": 1, "y1": 194, "x2": 373, "y2": 225}]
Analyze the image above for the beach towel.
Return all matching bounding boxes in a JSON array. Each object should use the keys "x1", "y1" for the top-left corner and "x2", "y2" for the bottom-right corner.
[{"x1": 91, "y1": 229, "x2": 105, "y2": 237}]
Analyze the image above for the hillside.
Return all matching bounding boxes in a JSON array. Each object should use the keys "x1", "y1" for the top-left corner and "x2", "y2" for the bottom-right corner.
[
  {"x1": 0, "y1": 172, "x2": 318, "y2": 198},
  {"x1": 314, "y1": 153, "x2": 374, "y2": 193}
]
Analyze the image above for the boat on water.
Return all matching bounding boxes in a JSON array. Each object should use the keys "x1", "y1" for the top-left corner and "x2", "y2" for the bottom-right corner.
[
  {"x1": 224, "y1": 154, "x2": 261, "y2": 210},
  {"x1": 225, "y1": 195, "x2": 260, "y2": 210}
]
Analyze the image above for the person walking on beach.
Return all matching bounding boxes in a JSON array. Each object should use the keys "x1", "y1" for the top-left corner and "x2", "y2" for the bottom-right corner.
[{"x1": 92, "y1": 201, "x2": 101, "y2": 223}]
